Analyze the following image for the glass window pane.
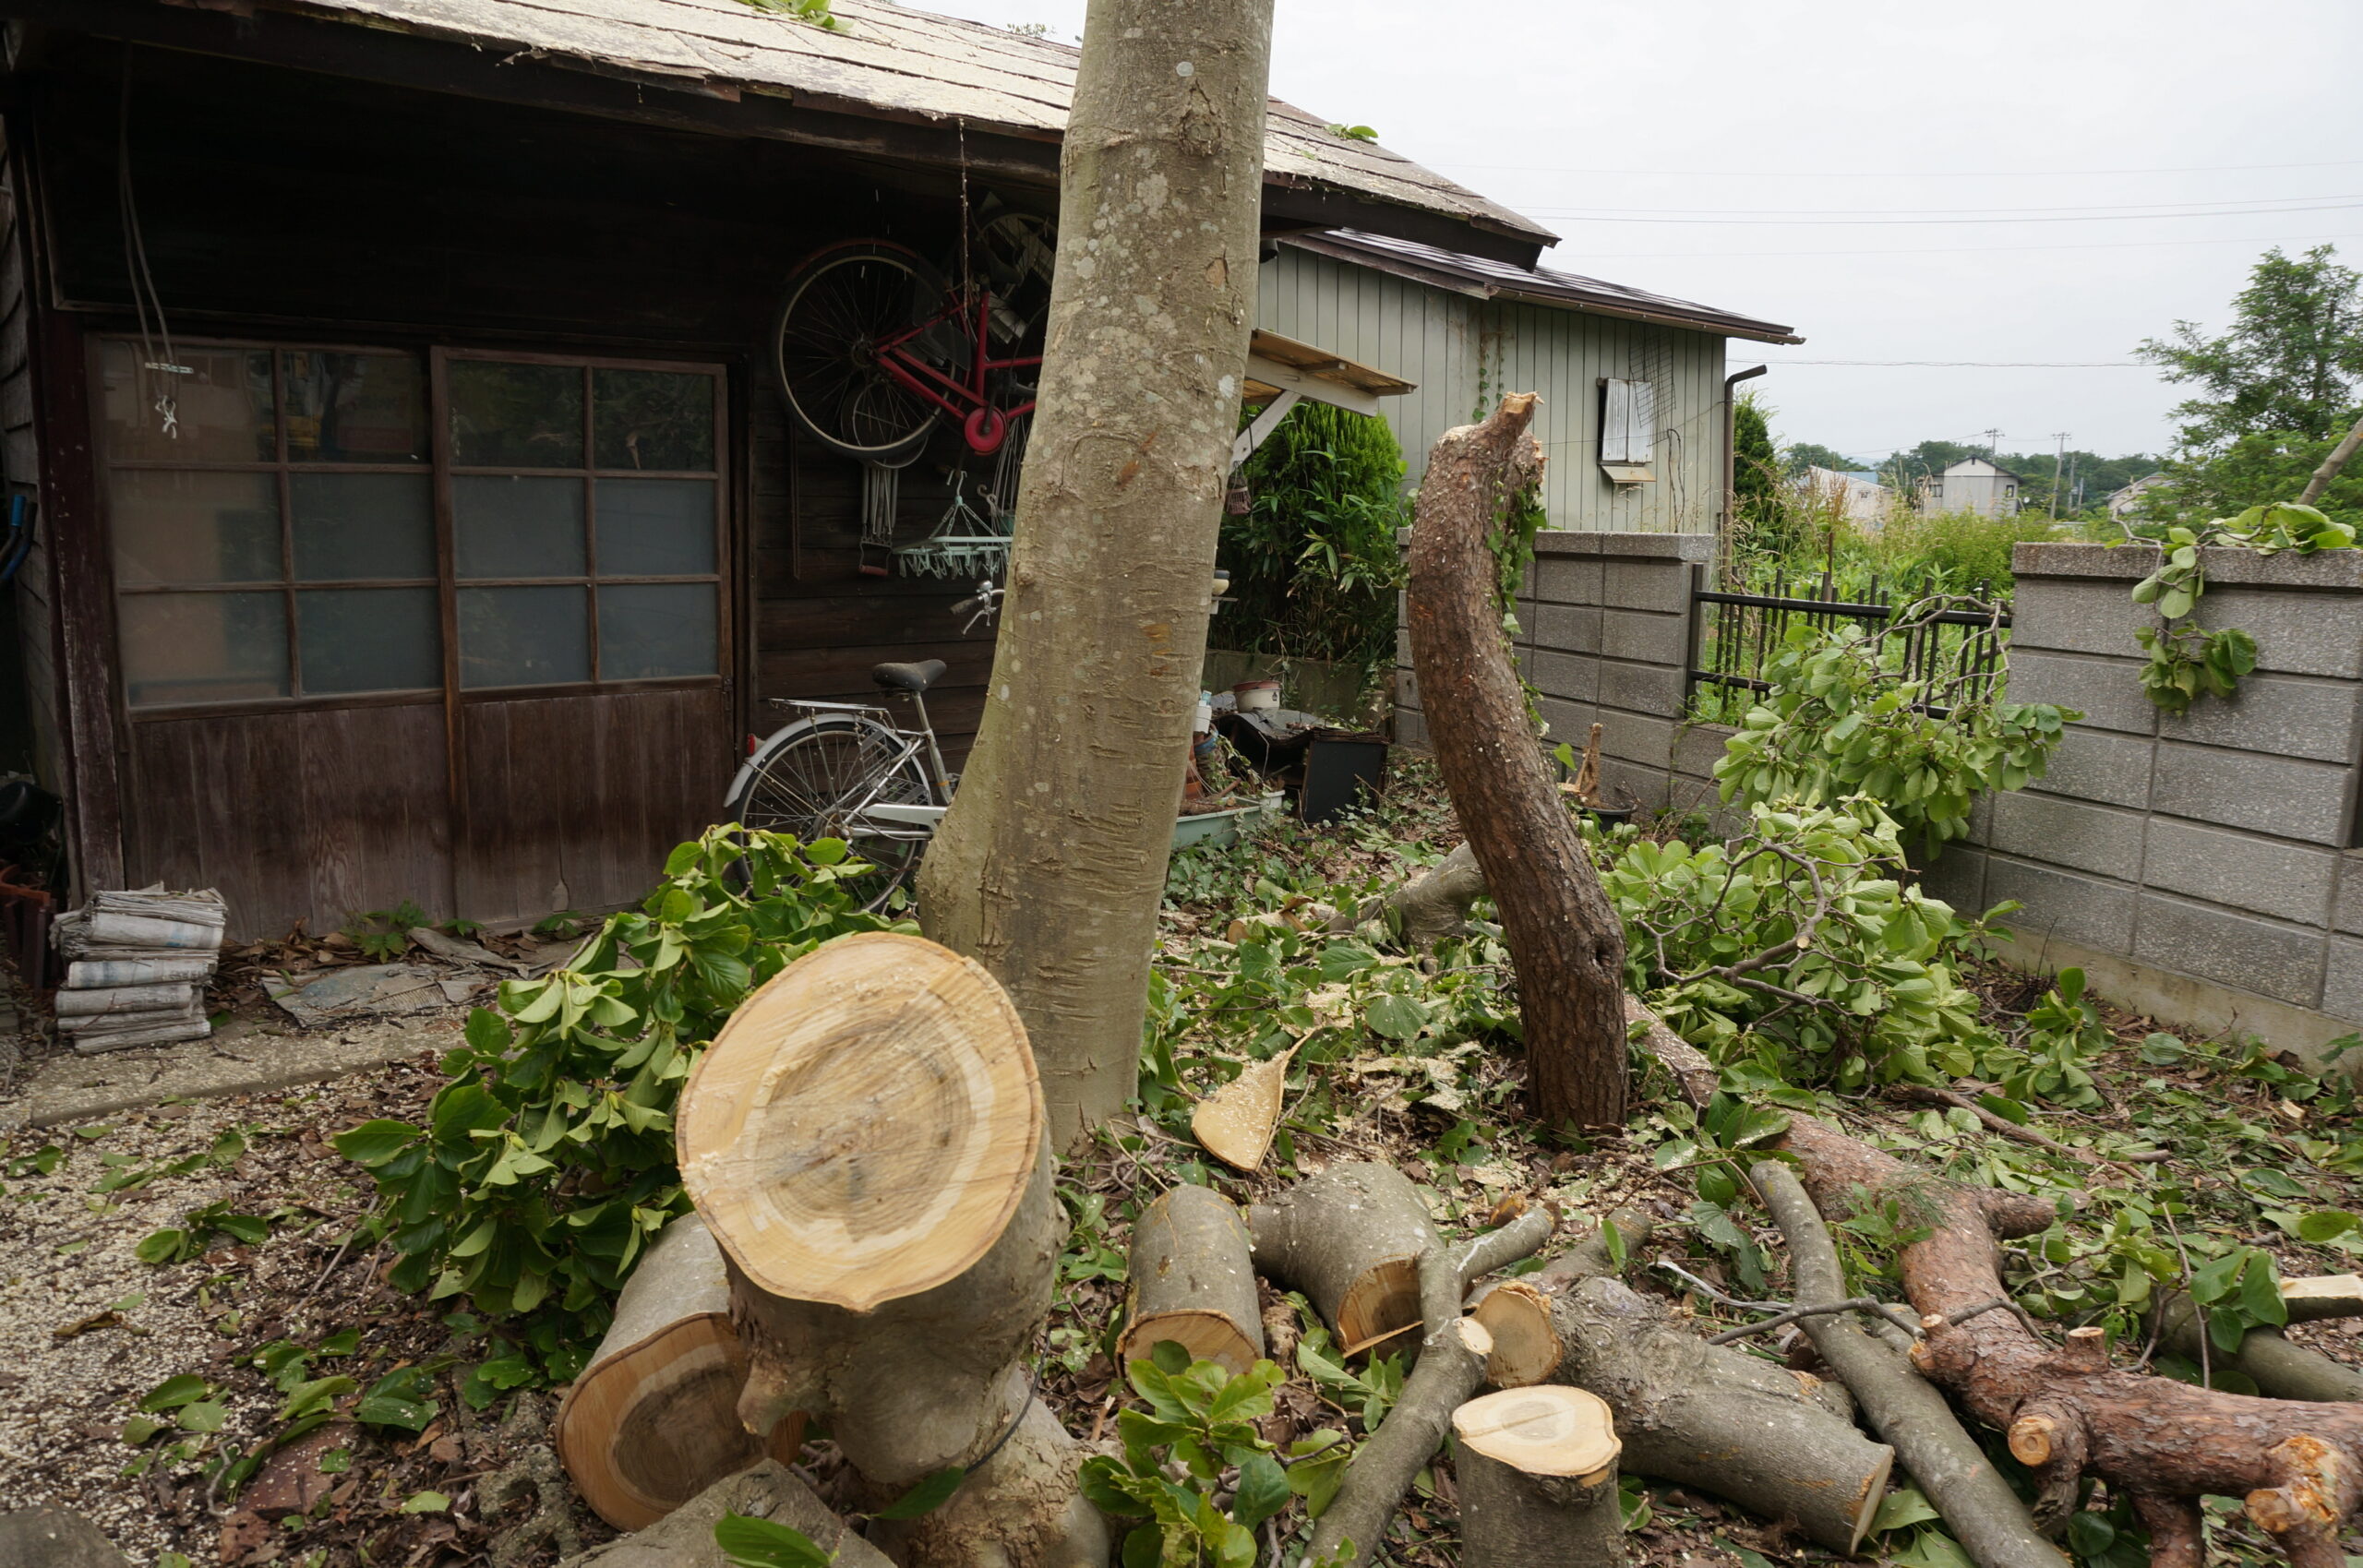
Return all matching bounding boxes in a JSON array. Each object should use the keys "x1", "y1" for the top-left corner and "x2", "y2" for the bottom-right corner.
[
  {"x1": 595, "y1": 478, "x2": 716, "y2": 576},
  {"x1": 282, "y1": 352, "x2": 426, "y2": 463},
  {"x1": 599, "y1": 584, "x2": 717, "y2": 680},
  {"x1": 454, "y1": 476, "x2": 586, "y2": 579},
  {"x1": 292, "y1": 473, "x2": 434, "y2": 581},
  {"x1": 100, "y1": 341, "x2": 274, "y2": 463},
  {"x1": 459, "y1": 585, "x2": 589, "y2": 688},
  {"x1": 594, "y1": 369, "x2": 715, "y2": 471},
  {"x1": 109, "y1": 470, "x2": 281, "y2": 585},
  {"x1": 119, "y1": 592, "x2": 288, "y2": 707},
  {"x1": 296, "y1": 588, "x2": 440, "y2": 694},
  {"x1": 449, "y1": 361, "x2": 583, "y2": 468}
]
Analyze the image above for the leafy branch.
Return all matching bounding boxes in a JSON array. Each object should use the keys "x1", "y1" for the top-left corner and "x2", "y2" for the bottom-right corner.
[{"x1": 2121, "y1": 500, "x2": 2354, "y2": 713}]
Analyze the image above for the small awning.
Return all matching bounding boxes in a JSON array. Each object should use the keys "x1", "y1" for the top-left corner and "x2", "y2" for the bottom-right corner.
[{"x1": 1242, "y1": 329, "x2": 1415, "y2": 417}]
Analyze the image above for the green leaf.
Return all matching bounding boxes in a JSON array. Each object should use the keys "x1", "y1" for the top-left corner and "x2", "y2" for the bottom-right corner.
[
  {"x1": 2065, "y1": 1511, "x2": 2117, "y2": 1557},
  {"x1": 119, "y1": 1415, "x2": 168, "y2": 1445},
  {"x1": 354, "y1": 1367, "x2": 439, "y2": 1432},
  {"x1": 333, "y1": 1119, "x2": 422, "y2": 1167},
  {"x1": 135, "y1": 1228, "x2": 189, "y2": 1264},
  {"x1": 1149, "y1": 1339, "x2": 1193, "y2": 1377},
  {"x1": 399, "y1": 1490, "x2": 450, "y2": 1514},
  {"x1": 873, "y1": 1466, "x2": 965, "y2": 1520},
  {"x1": 2296, "y1": 1211, "x2": 2360, "y2": 1244},
  {"x1": 1363, "y1": 993, "x2": 1428, "y2": 1041},
  {"x1": 1230, "y1": 1452, "x2": 1290, "y2": 1529},
  {"x1": 175, "y1": 1401, "x2": 228, "y2": 1433},
  {"x1": 1600, "y1": 1217, "x2": 1627, "y2": 1271},
  {"x1": 1871, "y1": 1487, "x2": 1940, "y2": 1533},
  {"x1": 278, "y1": 1376, "x2": 357, "y2": 1421},
  {"x1": 139, "y1": 1375, "x2": 210, "y2": 1412},
  {"x1": 712, "y1": 1514, "x2": 833, "y2": 1568}
]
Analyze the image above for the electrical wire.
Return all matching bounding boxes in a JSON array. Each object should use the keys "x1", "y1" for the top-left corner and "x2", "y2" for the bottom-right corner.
[
  {"x1": 1523, "y1": 198, "x2": 2363, "y2": 226},
  {"x1": 1435, "y1": 156, "x2": 2363, "y2": 178},
  {"x1": 1773, "y1": 360, "x2": 2143, "y2": 368},
  {"x1": 115, "y1": 51, "x2": 186, "y2": 439},
  {"x1": 1559, "y1": 228, "x2": 2363, "y2": 261},
  {"x1": 1507, "y1": 192, "x2": 2363, "y2": 219}
]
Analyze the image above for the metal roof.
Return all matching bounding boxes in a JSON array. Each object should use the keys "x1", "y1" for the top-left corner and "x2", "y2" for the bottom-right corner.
[
  {"x1": 1281, "y1": 229, "x2": 1804, "y2": 346},
  {"x1": 257, "y1": 0, "x2": 1559, "y2": 257}
]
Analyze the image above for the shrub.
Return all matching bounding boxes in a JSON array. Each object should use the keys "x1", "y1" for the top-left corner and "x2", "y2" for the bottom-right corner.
[
  {"x1": 333, "y1": 827, "x2": 911, "y2": 1383},
  {"x1": 1214, "y1": 402, "x2": 1408, "y2": 680}
]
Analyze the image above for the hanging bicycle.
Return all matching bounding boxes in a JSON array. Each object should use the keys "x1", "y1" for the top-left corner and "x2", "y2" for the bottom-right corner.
[{"x1": 771, "y1": 207, "x2": 1055, "y2": 462}]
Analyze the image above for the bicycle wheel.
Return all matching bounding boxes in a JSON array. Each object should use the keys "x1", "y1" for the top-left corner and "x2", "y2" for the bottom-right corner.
[
  {"x1": 726, "y1": 712, "x2": 934, "y2": 911},
  {"x1": 773, "y1": 242, "x2": 960, "y2": 461}
]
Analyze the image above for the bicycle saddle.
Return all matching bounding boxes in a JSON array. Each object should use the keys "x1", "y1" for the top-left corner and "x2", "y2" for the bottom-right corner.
[{"x1": 871, "y1": 659, "x2": 947, "y2": 693}]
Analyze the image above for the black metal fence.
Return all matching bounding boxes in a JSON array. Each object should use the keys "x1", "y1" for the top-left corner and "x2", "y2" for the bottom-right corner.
[{"x1": 1686, "y1": 569, "x2": 2011, "y2": 723}]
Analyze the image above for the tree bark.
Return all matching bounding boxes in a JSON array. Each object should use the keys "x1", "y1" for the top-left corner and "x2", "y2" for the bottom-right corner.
[
  {"x1": 561, "y1": 1459, "x2": 894, "y2": 1568},
  {"x1": 1751, "y1": 1160, "x2": 2063, "y2": 1568},
  {"x1": 1778, "y1": 1116, "x2": 2363, "y2": 1568},
  {"x1": 553, "y1": 1215, "x2": 803, "y2": 1531},
  {"x1": 1451, "y1": 1386, "x2": 1627, "y2": 1568},
  {"x1": 1405, "y1": 393, "x2": 1627, "y2": 1127},
  {"x1": 915, "y1": 0, "x2": 1277, "y2": 1150},
  {"x1": 675, "y1": 934, "x2": 1100, "y2": 1568},
  {"x1": 1479, "y1": 1272, "x2": 1892, "y2": 1553},
  {"x1": 1119, "y1": 1184, "x2": 1265, "y2": 1374},
  {"x1": 2298, "y1": 409, "x2": 2363, "y2": 506},
  {"x1": 1247, "y1": 1161, "x2": 1438, "y2": 1356}
]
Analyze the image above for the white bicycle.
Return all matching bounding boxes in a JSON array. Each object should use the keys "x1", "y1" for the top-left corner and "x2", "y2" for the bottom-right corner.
[{"x1": 724, "y1": 583, "x2": 1001, "y2": 909}]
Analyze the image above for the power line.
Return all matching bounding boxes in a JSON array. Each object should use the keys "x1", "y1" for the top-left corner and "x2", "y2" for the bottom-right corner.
[
  {"x1": 1436, "y1": 157, "x2": 2363, "y2": 178},
  {"x1": 1524, "y1": 198, "x2": 2363, "y2": 226},
  {"x1": 1560, "y1": 229, "x2": 2363, "y2": 260},
  {"x1": 1773, "y1": 360, "x2": 2141, "y2": 367}
]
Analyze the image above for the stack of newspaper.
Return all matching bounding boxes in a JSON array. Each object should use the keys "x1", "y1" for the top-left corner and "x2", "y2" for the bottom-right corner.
[{"x1": 52, "y1": 888, "x2": 225, "y2": 1053}]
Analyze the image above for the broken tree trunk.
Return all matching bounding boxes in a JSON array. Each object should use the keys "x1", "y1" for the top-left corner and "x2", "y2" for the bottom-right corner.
[
  {"x1": 1329, "y1": 841, "x2": 1490, "y2": 946},
  {"x1": 1452, "y1": 1385, "x2": 1627, "y2": 1568},
  {"x1": 1247, "y1": 1161, "x2": 1439, "y2": 1356},
  {"x1": 1119, "y1": 1184, "x2": 1265, "y2": 1374},
  {"x1": 676, "y1": 933, "x2": 1104, "y2": 1568},
  {"x1": 912, "y1": 0, "x2": 1277, "y2": 1150},
  {"x1": 1405, "y1": 391, "x2": 1627, "y2": 1127},
  {"x1": 553, "y1": 1215, "x2": 803, "y2": 1530},
  {"x1": 1779, "y1": 1114, "x2": 2363, "y2": 1568},
  {"x1": 1751, "y1": 1157, "x2": 2062, "y2": 1568},
  {"x1": 1475, "y1": 1271, "x2": 1893, "y2": 1553}
]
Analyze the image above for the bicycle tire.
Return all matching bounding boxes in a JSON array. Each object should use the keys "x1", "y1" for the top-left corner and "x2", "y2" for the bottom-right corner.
[
  {"x1": 726, "y1": 712, "x2": 934, "y2": 912},
  {"x1": 772, "y1": 241, "x2": 959, "y2": 462}
]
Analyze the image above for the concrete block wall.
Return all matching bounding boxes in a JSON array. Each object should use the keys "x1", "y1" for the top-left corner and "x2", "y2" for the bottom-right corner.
[
  {"x1": 1924, "y1": 541, "x2": 2363, "y2": 1049},
  {"x1": 1395, "y1": 531, "x2": 1724, "y2": 813}
]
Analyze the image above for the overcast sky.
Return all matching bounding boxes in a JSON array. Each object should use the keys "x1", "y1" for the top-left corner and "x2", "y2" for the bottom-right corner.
[{"x1": 913, "y1": 0, "x2": 2363, "y2": 468}]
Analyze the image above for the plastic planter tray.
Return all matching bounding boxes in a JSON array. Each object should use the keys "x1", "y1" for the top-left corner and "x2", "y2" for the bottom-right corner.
[{"x1": 1172, "y1": 796, "x2": 1281, "y2": 850}]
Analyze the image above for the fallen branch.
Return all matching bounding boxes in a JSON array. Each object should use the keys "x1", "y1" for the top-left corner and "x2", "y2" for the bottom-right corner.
[
  {"x1": 1780, "y1": 1114, "x2": 2363, "y2": 1568},
  {"x1": 2153, "y1": 1294, "x2": 2363, "y2": 1404},
  {"x1": 1704, "y1": 1296, "x2": 1923, "y2": 1346},
  {"x1": 1119, "y1": 1185, "x2": 1264, "y2": 1374},
  {"x1": 1305, "y1": 1252, "x2": 1497, "y2": 1568},
  {"x1": 1891, "y1": 1083, "x2": 2170, "y2": 1167},
  {"x1": 1751, "y1": 1160, "x2": 2064, "y2": 1568},
  {"x1": 1330, "y1": 841, "x2": 1489, "y2": 947}
]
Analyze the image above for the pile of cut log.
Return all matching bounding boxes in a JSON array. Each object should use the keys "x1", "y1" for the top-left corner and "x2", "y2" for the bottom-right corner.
[{"x1": 51, "y1": 887, "x2": 224, "y2": 1052}]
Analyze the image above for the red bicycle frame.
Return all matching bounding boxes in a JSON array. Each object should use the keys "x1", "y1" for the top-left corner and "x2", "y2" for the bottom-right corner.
[{"x1": 873, "y1": 285, "x2": 1041, "y2": 454}]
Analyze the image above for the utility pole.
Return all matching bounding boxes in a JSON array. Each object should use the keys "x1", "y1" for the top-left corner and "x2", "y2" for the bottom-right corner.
[
  {"x1": 1981, "y1": 427, "x2": 2003, "y2": 458},
  {"x1": 2049, "y1": 431, "x2": 2070, "y2": 519}
]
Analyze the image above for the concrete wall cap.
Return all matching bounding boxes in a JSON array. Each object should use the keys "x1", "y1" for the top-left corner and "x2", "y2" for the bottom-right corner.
[{"x1": 2014, "y1": 539, "x2": 2363, "y2": 591}]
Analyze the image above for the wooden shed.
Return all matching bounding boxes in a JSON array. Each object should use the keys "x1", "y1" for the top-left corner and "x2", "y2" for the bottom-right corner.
[{"x1": 0, "y1": 0, "x2": 1553, "y2": 939}]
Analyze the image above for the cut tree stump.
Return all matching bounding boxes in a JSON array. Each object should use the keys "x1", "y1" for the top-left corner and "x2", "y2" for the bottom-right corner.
[
  {"x1": 1406, "y1": 391, "x2": 1628, "y2": 1127},
  {"x1": 1192, "y1": 1048, "x2": 1293, "y2": 1173},
  {"x1": 554, "y1": 1215, "x2": 803, "y2": 1530},
  {"x1": 1474, "y1": 1271, "x2": 1891, "y2": 1553},
  {"x1": 1247, "y1": 1161, "x2": 1439, "y2": 1355},
  {"x1": 1119, "y1": 1184, "x2": 1265, "y2": 1374},
  {"x1": 1780, "y1": 1113, "x2": 2363, "y2": 1568},
  {"x1": 1328, "y1": 841, "x2": 1490, "y2": 947},
  {"x1": 1452, "y1": 1385, "x2": 1626, "y2": 1568},
  {"x1": 675, "y1": 933, "x2": 1103, "y2": 1568}
]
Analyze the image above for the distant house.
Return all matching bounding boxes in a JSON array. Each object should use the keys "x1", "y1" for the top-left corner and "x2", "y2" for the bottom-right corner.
[
  {"x1": 2105, "y1": 473, "x2": 2169, "y2": 520},
  {"x1": 1799, "y1": 465, "x2": 1893, "y2": 528},
  {"x1": 1918, "y1": 458, "x2": 2023, "y2": 519}
]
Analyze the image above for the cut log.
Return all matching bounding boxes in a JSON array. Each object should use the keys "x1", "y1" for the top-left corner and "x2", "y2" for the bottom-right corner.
[
  {"x1": 1499, "y1": 1273, "x2": 1891, "y2": 1553},
  {"x1": 1119, "y1": 1185, "x2": 1265, "y2": 1375},
  {"x1": 1247, "y1": 1161, "x2": 1438, "y2": 1353},
  {"x1": 1329, "y1": 841, "x2": 1491, "y2": 947},
  {"x1": 554, "y1": 1216, "x2": 803, "y2": 1531},
  {"x1": 676, "y1": 933, "x2": 1101, "y2": 1568},
  {"x1": 1192, "y1": 1047, "x2": 1293, "y2": 1173},
  {"x1": 2283, "y1": 1275, "x2": 2363, "y2": 1323},
  {"x1": 559, "y1": 1459, "x2": 893, "y2": 1568},
  {"x1": 1406, "y1": 391, "x2": 1628, "y2": 1127},
  {"x1": 1778, "y1": 1114, "x2": 2363, "y2": 1568},
  {"x1": 2153, "y1": 1294, "x2": 2363, "y2": 1403},
  {"x1": 1750, "y1": 1158, "x2": 2062, "y2": 1568},
  {"x1": 1452, "y1": 1384, "x2": 1626, "y2": 1568},
  {"x1": 1470, "y1": 1209, "x2": 1655, "y2": 1386}
]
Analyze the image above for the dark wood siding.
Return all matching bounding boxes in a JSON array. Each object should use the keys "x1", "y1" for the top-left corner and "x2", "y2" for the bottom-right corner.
[{"x1": 21, "y1": 40, "x2": 1012, "y2": 936}]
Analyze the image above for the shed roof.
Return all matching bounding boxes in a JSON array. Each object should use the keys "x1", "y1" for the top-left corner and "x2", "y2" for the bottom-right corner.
[
  {"x1": 1280, "y1": 228, "x2": 1804, "y2": 345},
  {"x1": 243, "y1": 0, "x2": 1558, "y2": 259}
]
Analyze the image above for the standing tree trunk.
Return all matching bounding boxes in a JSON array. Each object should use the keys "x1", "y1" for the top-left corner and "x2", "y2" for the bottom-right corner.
[
  {"x1": 917, "y1": 0, "x2": 1277, "y2": 1149},
  {"x1": 1406, "y1": 393, "x2": 1628, "y2": 1126}
]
